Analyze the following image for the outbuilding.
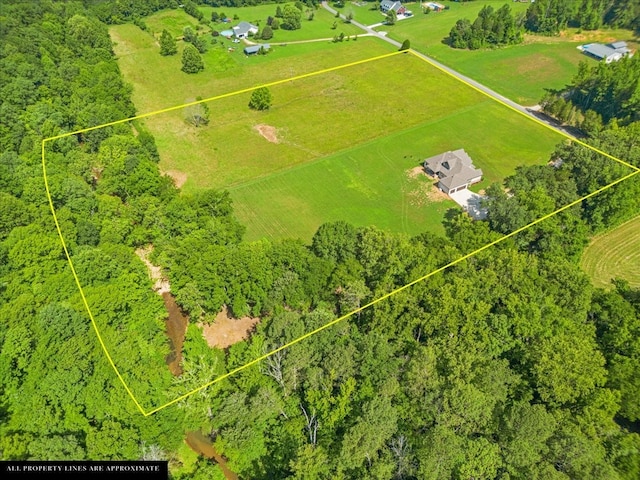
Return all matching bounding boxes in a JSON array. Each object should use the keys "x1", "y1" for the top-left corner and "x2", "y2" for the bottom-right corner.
[
  {"x1": 244, "y1": 44, "x2": 270, "y2": 55},
  {"x1": 579, "y1": 41, "x2": 633, "y2": 63}
]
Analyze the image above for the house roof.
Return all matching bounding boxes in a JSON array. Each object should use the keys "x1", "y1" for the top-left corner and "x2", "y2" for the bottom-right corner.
[
  {"x1": 233, "y1": 21, "x2": 258, "y2": 36},
  {"x1": 581, "y1": 41, "x2": 631, "y2": 60},
  {"x1": 424, "y1": 149, "x2": 483, "y2": 191},
  {"x1": 381, "y1": 0, "x2": 403, "y2": 11},
  {"x1": 609, "y1": 41, "x2": 629, "y2": 50},
  {"x1": 243, "y1": 44, "x2": 270, "y2": 54}
]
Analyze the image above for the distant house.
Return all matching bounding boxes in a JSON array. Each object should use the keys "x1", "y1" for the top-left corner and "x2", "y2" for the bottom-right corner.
[
  {"x1": 380, "y1": 0, "x2": 406, "y2": 15},
  {"x1": 423, "y1": 149, "x2": 483, "y2": 195},
  {"x1": 233, "y1": 21, "x2": 258, "y2": 39},
  {"x1": 579, "y1": 41, "x2": 633, "y2": 63},
  {"x1": 244, "y1": 44, "x2": 270, "y2": 55},
  {"x1": 423, "y1": 2, "x2": 445, "y2": 11}
]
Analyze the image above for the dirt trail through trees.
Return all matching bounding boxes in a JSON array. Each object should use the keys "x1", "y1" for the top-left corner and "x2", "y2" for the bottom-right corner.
[{"x1": 136, "y1": 246, "x2": 187, "y2": 375}]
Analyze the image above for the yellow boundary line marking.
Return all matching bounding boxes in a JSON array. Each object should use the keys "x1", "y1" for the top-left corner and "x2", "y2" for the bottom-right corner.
[
  {"x1": 406, "y1": 50, "x2": 640, "y2": 173},
  {"x1": 42, "y1": 50, "x2": 640, "y2": 416}
]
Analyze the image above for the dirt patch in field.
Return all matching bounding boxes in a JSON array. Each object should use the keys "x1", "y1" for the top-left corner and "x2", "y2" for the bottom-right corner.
[
  {"x1": 405, "y1": 167, "x2": 448, "y2": 206},
  {"x1": 164, "y1": 170, "x2": 188, "y2": 189},
  {"x1": 254, "y1": 124, "x2": 279, "y2": 144},
  {"x1": 407, "y1": 166, "x2": 426, "y2": 179},
  {"x1": 199, "y1": 306, "x2": 260, "y2": 349}
]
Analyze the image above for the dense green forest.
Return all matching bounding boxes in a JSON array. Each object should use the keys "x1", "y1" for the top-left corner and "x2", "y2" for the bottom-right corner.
[
  {"x1": 1, "y1": 0, "x2": 639, "y2": 479},
  {"x1": 525, "y1": 0, "x2": 640, "y2": 34}
]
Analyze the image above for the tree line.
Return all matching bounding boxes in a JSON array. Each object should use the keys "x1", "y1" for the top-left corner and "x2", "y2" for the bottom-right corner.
[
  {"x1": 540, "y1": 55, "x2": 640, "y2": 133},
  {"x1": 449, "y1": 4, "x2": 524, "y2": 49},
  {"x1": 449, "y1": 0, "x2": 640, "y2": 49},
  {"x1": 525, "y1": 0, "x2": 640, "y2": 35}
]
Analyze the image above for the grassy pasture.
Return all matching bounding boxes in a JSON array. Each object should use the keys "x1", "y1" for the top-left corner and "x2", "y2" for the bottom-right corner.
[
  {"x1": 201, "y1": 4, "x2": 364, "y2": 41},
  {"x1": 112, "y1": 19, "x2": 563, "y2": 243},
  {"x1": 145, "y1": 4, "x2": 362, "y2": 43},
  {"x1": 145, "y1": 9, "x2": 207, "y2": 37},
  {"x1": 142, "y1": 53, "x2": 493, "y2": 192},
  {"x1": 375, "y1": 0, "x2": 638, "y2": 105},
  {"x1": 580, "y1": 216, "x2": 640, "y2": 289},
  {"x1": 229, "y1": 96, "x2": 562, "y2": 241},
  {"x1": 110, "y1": 23, "x2": 395, "y2": 114}
]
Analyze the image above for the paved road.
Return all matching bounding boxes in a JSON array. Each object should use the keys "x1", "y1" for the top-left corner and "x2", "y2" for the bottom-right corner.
[{"x1": 319, "y1": 2, "x2": 579, "y2": 138}]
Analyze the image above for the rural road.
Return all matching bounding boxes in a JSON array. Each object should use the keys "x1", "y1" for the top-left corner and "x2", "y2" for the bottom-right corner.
[{"x1": 319, "y1": 2, "x2": 579, "y2": 139}]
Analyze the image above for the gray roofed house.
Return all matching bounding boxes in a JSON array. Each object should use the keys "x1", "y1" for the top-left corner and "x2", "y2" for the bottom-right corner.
[
  {"x1": 579, "y1": 41, "x2": 632, "y2": 63},
  {"x1": 423, "y1": 149, "x2": 483, "y2": 195},
  {"x1": 244, "y1": 44, "x2": 270, "y2": 55},
  {"x1": 380, "y1": 0, "x2": 406, "y2": 14},
  {"x1": 233, "y1": 21, "x2": 258, "y2": 39}
]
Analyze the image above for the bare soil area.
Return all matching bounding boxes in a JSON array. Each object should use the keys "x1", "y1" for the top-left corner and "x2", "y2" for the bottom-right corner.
[
  {"x1": 254, "y1": 124, "x2": 279, "y2": 143},
  {"x1": 405, "y1": 167, "x2": 448, "y2": 206},
  {"x1": 164, "y1": 169, "x2": 188, "y2": 189},
  {"x1": 200, "y1": 306, "x2": 260, "y2": 349}
]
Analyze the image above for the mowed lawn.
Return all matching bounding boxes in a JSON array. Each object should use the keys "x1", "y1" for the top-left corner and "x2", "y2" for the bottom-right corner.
[
  {"x1": 374, "y1": 0, "x2": 639, "y2": 105},
  {"x1": 141, "y1": 5, "x2": 362, "y2": 44},
  {"x1": 229, "y1": 95, "x2": 562, "y2": 241},
  {"x1": 200, "y1": 4, "x2": 363, "y2": 41},
  {"x1": 112, "y1": 15, "x2": 563, "y2": 243},
  {"x1": 580, "y1": 216, "x2": 640, "y2": 289},
  {"x1": 109, "y1": 33, "x2": 484, "y2": 190}
]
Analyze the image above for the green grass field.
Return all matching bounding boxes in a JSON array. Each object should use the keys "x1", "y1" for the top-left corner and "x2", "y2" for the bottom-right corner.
[
  {"x1": 228, "y1": 95, "x2": 561, "y2": 241},
  {"x1": 145, "y1": 9, "x2": 207, "y2": 37},
  {"x1": 111, "y1": 14, "x2": 565, "y2": 242},
  {"x1": 342, "y1": 1, "x2": 389, "y2": 26},
  {"x1": 143, "y1": 4, "x2": 362, "y2": 42},
  {"x1": 580, "y1": 216, "x2": 640, "y2": 289},
  {"x1": 110, "y1": 23, "x2": 395, "y2": 114},
  {"x1": 376, "y1": 0, "x2": 639, "y2": 105}
]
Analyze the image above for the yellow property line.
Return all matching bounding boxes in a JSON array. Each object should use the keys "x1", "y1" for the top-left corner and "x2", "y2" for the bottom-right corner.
[
  {"x1": 144, "y1": 169, "x2": 640, "y2": 415},
  {"x1": 42, "y1": 50, "x2": 640, "y2": 416},
  {"x1": 44, "y1": 50, "x2": 404, "y2": 141},
  {"x1": 41, "y1": 139, "x2": 147, "y2": 415},
  {"x1": 406, "y1": 50, "x2": 640, "y2": 173}
]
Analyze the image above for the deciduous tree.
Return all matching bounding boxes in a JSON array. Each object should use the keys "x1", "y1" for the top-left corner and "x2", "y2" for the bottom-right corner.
[{"x1": 249, "y1": 87, "x2": 272, "y2": 111}]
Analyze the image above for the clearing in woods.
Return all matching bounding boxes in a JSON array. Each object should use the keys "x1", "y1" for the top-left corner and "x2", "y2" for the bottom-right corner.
[{"x1": 580, "y1": 216, "x2": 640, "y2": 289}]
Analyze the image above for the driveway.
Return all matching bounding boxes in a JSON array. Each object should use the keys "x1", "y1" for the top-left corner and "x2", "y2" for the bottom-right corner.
[{"x1": 449, "y1": 189, "x2": 487, "y2": 220}]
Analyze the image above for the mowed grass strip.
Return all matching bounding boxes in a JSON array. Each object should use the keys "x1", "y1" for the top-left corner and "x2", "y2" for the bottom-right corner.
[
  {"x1": 229, "y1": 98, "x2": 561, "y2": 242},
  {"x1": 377, "y1": 0, "x2": 638, "y2": 105},
  {"x1": 580, "y1": 216, "x2": 640, "y2": 289}
]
